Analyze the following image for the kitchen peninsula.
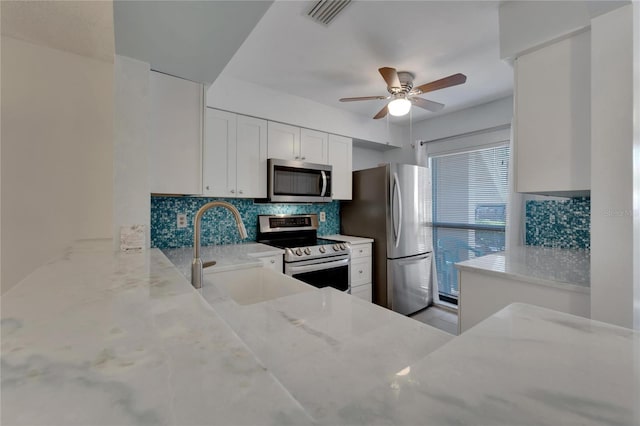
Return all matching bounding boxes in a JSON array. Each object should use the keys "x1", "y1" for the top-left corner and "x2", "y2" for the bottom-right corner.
[{"x1": 2, "y1": 240, "x2": 638, "y2": 425}]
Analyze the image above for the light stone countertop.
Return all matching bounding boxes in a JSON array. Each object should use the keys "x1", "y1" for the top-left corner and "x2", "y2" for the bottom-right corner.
[
  {"x1": 325, "y1": 234, "x2": 374, "y2": 244},
  {"x1": 162, "y1": 242, "x2": 284, "y2": 278},
  {"x1": 455, "y1": 246, "x2": 590, "y2": 293},
  {"x1": 3, "y1": 239, "x2": 638, "y2": 426}
]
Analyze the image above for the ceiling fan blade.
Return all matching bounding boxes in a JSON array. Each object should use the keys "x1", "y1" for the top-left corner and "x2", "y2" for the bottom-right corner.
[
  {"x1": 413, "y1": 73, "x2": 467, "y2": 95},
  {"x1": 379, "y1": 67, "x2": 401, "y2": 89},
  {"x1": 373, "y1": 105, "x2": 388, "y2": 120},
  {"x1": 411, "y1": 97, "x2": 445, "y2": 112},
  {"x1": 339, "y1": 95, "x2": 389, "y2": 102}
]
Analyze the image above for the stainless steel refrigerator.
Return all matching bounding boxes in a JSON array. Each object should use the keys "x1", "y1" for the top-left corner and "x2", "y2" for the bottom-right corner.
[{"x1": 341, "y1": 164, "x2": 433, "y2": 315}]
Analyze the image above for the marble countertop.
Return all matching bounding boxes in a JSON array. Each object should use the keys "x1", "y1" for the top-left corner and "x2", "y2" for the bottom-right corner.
[
  {"x1": 325, "y1": 234, "x2": 374, "y2": 244},
  {"x1": 162, "y1": 242, "x2": 284, "y2": 277},
  {"x1": 3, "y1": 239, "x2": 638, "y2": 425},
  {"x1": 455, "y1": 246, "x2": 590, "y2": 293}
]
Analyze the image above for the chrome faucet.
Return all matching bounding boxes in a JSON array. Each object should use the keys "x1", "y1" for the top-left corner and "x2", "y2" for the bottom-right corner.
[{"x1": 191, "y1": 201, "x2": 248, "y2": 289}]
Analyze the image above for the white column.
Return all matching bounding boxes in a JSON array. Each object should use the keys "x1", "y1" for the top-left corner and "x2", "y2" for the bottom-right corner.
[
  {"x1": 113, "y1": 55, "x2": 151, "y2": 250},
  {"x1": 590, "y1": 4, "x2": 637, "y2": 329}
]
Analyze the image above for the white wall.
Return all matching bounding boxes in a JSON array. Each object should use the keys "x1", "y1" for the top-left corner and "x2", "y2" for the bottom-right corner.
[
  {"x1": 590, "y1": 4, "x2": 636, "y2": 329},
  {"x1": 352, "y1": 146, "x2": 385, "y2": 171},
  {"x1": 1, "y1": 36, "x2": 114, "y2": 293},
  {"x1": 499, "y1": 0, "x2": 628, "y2": 59},
  {"x1": 384, "y1": 96, "x2": 513, "y2": 165},
  {"x1": 113, "y1": 55, "x2": 151, "y2": 250},
  {"x1": 207, "y1": 75, "x2": 404, "y2": 148}
]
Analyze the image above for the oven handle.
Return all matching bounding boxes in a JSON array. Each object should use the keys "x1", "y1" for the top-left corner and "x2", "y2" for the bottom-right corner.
[
  {"x1": 320, "y1": 170, "x2": 328, "y2": 197},
  {"x1": 286, "y1": 257, "x2": 349, "y2": 275}
]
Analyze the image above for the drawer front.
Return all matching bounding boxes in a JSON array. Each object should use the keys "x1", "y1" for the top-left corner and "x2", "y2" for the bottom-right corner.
[
  {"x1": 351, "y1": 257, "x2": 371, "y2": 285},
  {"x1": 351, "y1": 284, "x2": 372, "y2": 302},
  {"x1": 259, "y1": 255, "x2": 283, "y2": 273},
  {"x1": 351, "y1": 243, "x2": 372, "y2": 259}
]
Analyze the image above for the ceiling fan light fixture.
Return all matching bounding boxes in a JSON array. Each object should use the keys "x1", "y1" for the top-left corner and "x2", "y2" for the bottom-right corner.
[{"x1": 388, "y1": 98, "x2": 411, "y2": 116}]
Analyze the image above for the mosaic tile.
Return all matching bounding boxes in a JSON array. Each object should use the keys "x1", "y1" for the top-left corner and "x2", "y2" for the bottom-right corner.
[
  {"x1": 151, "y1": 196, "x2": 340, "y2": 249},
  {"x1": 525, "y1": 197, "x2": 590, "y2": 250}
]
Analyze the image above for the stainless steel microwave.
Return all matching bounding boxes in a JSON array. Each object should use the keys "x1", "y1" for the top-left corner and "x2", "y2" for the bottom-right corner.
[{"x1": 268, "y1": 159, "x2": 332, "y2": 203}]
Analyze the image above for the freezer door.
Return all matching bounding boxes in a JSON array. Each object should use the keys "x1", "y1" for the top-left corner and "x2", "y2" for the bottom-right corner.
[
  {"x1": 388, "y1": 164, "x2": 432, "y2": 258},
  {"x1": 387, "y1": 253, "x2": 433, "y2": 315}
]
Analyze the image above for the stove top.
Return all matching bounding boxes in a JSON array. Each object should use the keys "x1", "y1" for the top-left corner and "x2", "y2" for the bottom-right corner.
[
  {"x1": 261, "y1": 237, "x2": 342, "y2": 249},
  {"x1": 257, "y1": 214, "x2": 350, "y2": 262}
]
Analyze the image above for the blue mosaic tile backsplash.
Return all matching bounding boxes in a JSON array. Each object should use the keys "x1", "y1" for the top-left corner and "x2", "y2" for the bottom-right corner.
[
  {"x1": 151, "y1": 196, "x2": 340, "y2": 249},
  {"x1": 525, "y1": 197, "x2": 590, "y2": 249}
]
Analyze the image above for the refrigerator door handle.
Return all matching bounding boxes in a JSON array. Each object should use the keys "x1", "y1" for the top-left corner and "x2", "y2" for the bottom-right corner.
[{"x1": 392, "y1": 172, "x2": 403, "y2": 248}]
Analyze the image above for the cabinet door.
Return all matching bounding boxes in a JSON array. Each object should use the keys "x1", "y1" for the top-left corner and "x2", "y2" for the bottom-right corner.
[
  {"x1": 150, "y1": 71, "x2": 203, "y2": 194},
  {"x1": 267, "y1": 122, "x2": 299, "y2": 160},
  {"x1": 203, "y1": 109, "x2": 237, "y2": 197},
  {"x1": 351, "y1": 285, "x2": 372, "y2": 302},
  {"x1": 300, "y1": 128, "x2": 328, "y2": 163},
  {"x1": 515, "y1": 31, "x2": 590, "y2": 195},
  {"x1": 327, "y1": 134, "x2": 352, "y2": 200},
  {"x1": 258, "y1": 254, "x2": 283, "y2": 273},
  {"x1": 236, "y1": 115, "x2": 267, "y2": 198}
]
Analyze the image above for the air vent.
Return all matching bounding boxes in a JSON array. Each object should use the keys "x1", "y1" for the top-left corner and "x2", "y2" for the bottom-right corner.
[{"x1": 307, "y1": 0, "x2": 351, "y2": 26}]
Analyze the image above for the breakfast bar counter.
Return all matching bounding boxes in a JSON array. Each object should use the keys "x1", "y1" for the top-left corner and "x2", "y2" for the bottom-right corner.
[{"x1": 2, "y1": 239, "x2": 638, "y2": 425}]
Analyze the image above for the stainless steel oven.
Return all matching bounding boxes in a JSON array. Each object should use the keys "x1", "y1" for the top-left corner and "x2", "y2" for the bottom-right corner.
[
  {"x1": 268, "y1": 159, "x2": 332, "y2": 203},
  {"x1": 257, "y1": 214, "x2": 351, "y2": 293},
  {"x1": 285, "y1": 255, "x2": 350, "y2": 292}
]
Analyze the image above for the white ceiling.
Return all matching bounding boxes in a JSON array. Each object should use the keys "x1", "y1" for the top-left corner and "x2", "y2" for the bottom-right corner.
[
  {"x1": 113, "y1": 1, "x2": 273, "y2": 84},
  {"x1": 222, "y1": 0, "x2": 514, "y2": 124},
  {"x1": 1, "y1": 0, "x2": 115, "y2": 63}
]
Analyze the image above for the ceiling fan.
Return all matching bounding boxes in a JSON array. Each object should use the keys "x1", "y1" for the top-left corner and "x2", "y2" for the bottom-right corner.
[{"x1": 339, "y1": 67, "x2": 467, "y2": 119}]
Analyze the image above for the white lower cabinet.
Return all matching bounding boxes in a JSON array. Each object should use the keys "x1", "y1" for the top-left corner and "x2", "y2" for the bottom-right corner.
[
  {"x1": 349, "y1": 242, "x2": 372, "y2": 302},
  {"x1": 256, "y1": 254, "x2": 283, "y2": 273}
]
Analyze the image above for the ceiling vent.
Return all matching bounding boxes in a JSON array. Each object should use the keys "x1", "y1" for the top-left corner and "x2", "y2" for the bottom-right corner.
[{"x1": 307, "y1": 0, "x2": 351, "y2": 26}]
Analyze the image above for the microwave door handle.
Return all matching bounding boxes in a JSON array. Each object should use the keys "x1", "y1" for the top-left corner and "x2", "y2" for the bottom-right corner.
[{"x1": 321, "y1": 170, "x2": 327, "y2": 197}]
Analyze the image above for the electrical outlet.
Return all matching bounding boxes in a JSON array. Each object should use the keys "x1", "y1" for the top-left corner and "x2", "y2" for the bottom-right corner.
[
  {"x1": 177, "y1": 213, "x2": 187, "y2": 229},
  {"x1": 319, "y1": 212, "x2": 326, "y2": 222}
]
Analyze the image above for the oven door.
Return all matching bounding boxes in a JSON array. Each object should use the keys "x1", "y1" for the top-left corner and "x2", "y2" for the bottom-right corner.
[
  {"x1": 268, "y1": 159, "x2": 332, "y2": 203},
  {"x1": 285, "y1": 257, "x2": 350, "y2": 292}
]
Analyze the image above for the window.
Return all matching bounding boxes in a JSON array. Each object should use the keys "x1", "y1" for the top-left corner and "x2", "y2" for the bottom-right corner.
[{"x1": 431, "y1": 145, "x2": 510, "y2": 304}]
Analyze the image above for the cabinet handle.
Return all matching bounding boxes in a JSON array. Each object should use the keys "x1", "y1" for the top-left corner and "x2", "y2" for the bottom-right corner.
[
  {"x1": 230, "y1": 189, "x2": 235, "y2": 194},
  {"x1": 301, "y1": 156, "x2": 306, "y2": 160},
  {"x1": 295, "y1": 156, "x2": 300, "y2": 160},
  {"x1": 359, "y1": 249, "x2": 363, "y2": 253},
  {"x1": 206, "y1": 185, "x2": 210, "y2": 190},
  {"x1": 238, "y1": 190, "x2": 244, "y2": 194},
  {"x1": 359, "y1": 270, "x2": 363, "y2": 274},
  {"x1": 270, "y1": 259, "x2": 275, "y2": 264}
]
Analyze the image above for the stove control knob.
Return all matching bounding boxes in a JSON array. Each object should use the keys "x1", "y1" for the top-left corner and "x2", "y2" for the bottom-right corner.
[
  {"x1": 339, "y1": 243, "x2": 346, "y2": 250},
  {"x1": 333, "y1": 244, "x2": 340, "y2": 251},
  {"x1": 295, "y1": 248, "x2": 303, "y2": 256},
  {"x1": 319, "y1": 246, "x2": 326, "y2": 253},
  {"x1": 285, "y1": 248, "x2": 293, "y2": 257},
  {"x1": 304, "y1": 247, "x2": 311, "y2": 255}
]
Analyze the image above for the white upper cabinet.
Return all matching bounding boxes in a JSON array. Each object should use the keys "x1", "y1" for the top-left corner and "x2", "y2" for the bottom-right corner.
[
  {"x1": 514, "y1": 31, "x2": 591, "y2": 196},
  {"x1": 299, "y1": 128, "x2": 328, "y2": 164},
  {"x1": 267, "y1": 122, "x2": 328, "y2": 164},
  {"x1": 267, "y1": 122, "x2": 300, "y2": 160},
  {"x1": 203, "y1": 109, "x2": 236, "y2": 197},
  {"x1": 149, "y1": 71, "x2": 203, "y2": 195},
  {"x1": 236, "y1": 115, "x2": 267, "y2": 198},
  {"x1": 203, "y1": 109, "x2": 267, "y2": 198},
  {"x1": 327, "y1": 134, "x2": 352, "y2": 200}
]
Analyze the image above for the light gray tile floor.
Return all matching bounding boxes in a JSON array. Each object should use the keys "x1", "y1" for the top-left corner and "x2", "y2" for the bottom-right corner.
[{"x1": 409, "y1": 306, "x2": 458, "y2": 335}]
